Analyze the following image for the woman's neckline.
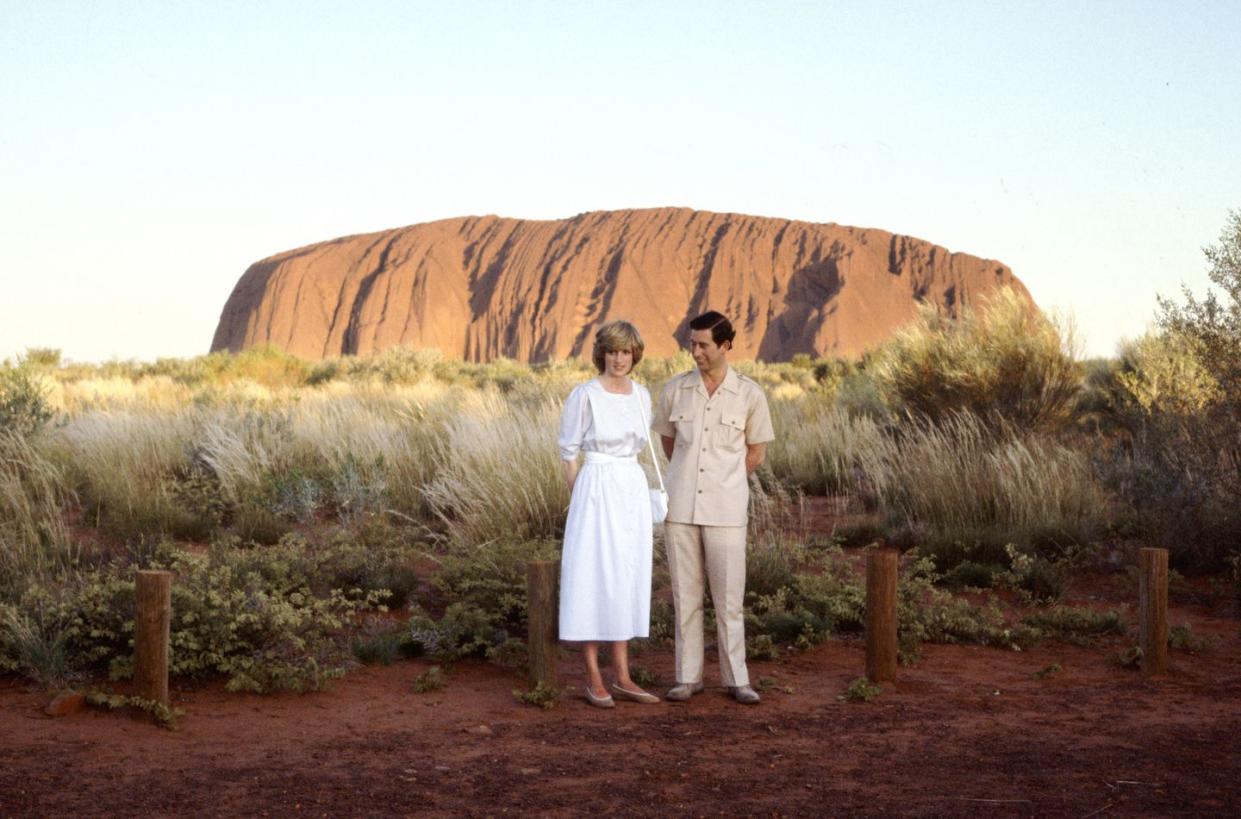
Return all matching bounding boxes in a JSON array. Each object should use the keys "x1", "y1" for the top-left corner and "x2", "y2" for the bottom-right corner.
[{"x1": 594, "y1": 376, "x2": 634, "y2": 396}]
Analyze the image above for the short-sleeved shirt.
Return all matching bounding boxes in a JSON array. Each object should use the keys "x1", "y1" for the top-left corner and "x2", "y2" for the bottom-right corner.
[{"x1": 651, "y1": 367, "x2": 775, "y2": 527}]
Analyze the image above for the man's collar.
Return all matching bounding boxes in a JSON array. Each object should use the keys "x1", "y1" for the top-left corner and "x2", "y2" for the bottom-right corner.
[{"x1": 683, "y1": 366, "x2": 739, "y2": 394}]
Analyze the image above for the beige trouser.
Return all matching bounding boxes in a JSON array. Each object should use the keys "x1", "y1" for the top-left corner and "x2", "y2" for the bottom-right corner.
[{"x1": 665, "y1": 522, "x2": 749, "y2": 688}]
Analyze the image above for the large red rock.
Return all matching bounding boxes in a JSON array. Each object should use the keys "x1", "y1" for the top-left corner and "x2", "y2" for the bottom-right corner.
[{"x1": 211, "y1": 208, "x2": 1028, "y2": 362}]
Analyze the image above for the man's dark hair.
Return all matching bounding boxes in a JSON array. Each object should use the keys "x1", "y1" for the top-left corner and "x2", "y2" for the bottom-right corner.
[{"x1": 688, "y1": 310, "x2": 736, "y2": 347}]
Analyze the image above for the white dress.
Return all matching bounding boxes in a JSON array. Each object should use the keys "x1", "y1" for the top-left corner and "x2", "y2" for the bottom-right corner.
[{"x1": 557, "y1": 378, "x2": 654, "y2": 641}]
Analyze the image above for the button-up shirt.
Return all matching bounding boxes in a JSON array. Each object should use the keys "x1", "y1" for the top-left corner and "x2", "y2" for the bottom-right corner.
[{"x1": 651, "y1": 366, "x2": 775, "y2": 527}]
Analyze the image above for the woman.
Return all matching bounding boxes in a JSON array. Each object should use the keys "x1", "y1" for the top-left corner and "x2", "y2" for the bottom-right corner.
[{"x1": 558, "y1": 320, "x2": 660, "y2": 707}]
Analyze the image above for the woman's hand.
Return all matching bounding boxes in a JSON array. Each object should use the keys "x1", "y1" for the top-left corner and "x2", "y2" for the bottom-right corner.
[{"x1": 561, "y1": 459, "x2": 580, "y2": 492}]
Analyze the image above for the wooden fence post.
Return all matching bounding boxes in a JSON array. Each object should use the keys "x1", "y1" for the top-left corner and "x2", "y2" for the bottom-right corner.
[
  {"x1": 527, "y1": 560, "x2": 559, "y2": 689},
  {"x1": 134, "y1": 570, "x2": 172, "y2": 706},
  {"x1": 866, "y1": 549, "x2": 899, "y2": 683},
  {"x1": 1139, "y1": 548, "x2": 1168, "y2": 676}
]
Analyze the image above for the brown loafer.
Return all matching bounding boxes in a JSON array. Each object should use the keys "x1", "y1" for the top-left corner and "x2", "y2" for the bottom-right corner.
[{"x1": 610, "y1": 682, "x2": 661, "y2": 704}]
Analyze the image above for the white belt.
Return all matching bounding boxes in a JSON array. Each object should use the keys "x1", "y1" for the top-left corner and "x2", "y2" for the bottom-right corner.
[{"x1": 583, "y1": 452, "x2": 637, "y2": 464}]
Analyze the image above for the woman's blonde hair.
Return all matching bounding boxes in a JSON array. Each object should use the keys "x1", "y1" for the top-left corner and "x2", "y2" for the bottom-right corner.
[{"x1": 591, "y1": 320, "x2": 645, "y2": 374}]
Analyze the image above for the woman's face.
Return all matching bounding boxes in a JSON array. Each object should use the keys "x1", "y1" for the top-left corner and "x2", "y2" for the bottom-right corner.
[{"x1": 604, "y1": 347, "x2": 634, "y2": 377}]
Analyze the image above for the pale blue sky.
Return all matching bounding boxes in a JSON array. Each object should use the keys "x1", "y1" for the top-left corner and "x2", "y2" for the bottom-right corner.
[{"x1": 2, "y1": 0, "x2": 1238, "y2": 362}]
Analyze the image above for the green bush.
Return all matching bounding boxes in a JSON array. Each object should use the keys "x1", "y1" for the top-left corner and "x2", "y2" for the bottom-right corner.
[
  {"x1": 843, "y1": 676, "x2": 881, "y2": 703},
  {"x1": 872, "y1": 287, "x2": 1082, "y2": 430},
  {"x1": 1020, "y1": 605, "x2": 1125, "y2": 645},
  {"x1": 412, "y1": 665, "x2": 447, "y2": 693},
  {"x1": 4, "y1": 535, "x2": 396, "y2": 692},
  {"x1": 1101, "y1": 213, "x2": 1241, "y2": 570},
  {"x1": 0, "y1": 358, "x2": 55, "y2": 437},
  {"x1": 408, "y1": 538, "x2": 559, "y2": 660}
]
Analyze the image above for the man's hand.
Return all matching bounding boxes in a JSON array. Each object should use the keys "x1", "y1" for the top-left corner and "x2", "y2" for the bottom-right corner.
[
  {"x1": 745, "y1": 442, "x2": 767, "y2": 475},
  {"x1": 661, "y1": 434, "x2": 675, "y2": 460}
]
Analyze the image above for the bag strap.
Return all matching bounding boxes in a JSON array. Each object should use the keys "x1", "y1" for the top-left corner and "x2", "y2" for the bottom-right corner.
[{"x1": 634, "y1": 388, "x2": 666, "y2": 493}]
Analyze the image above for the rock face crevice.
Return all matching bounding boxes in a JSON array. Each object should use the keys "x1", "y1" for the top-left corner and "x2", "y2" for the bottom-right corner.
[{"x1": 211, "y1": 207, "x2": 1028, "y2": 362}]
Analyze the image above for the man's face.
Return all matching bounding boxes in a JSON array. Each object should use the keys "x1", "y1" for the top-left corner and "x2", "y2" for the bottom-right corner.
[{"x1": 689, "y1": 328, "x2": 728, "y2": 372}]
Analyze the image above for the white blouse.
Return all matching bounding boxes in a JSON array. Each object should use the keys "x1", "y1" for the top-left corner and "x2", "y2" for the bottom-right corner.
[{"x1": 558, "y1": 378, "x2": 653, "y2": 461}]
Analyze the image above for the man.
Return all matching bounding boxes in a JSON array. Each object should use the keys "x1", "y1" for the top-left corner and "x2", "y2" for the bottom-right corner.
[{"x1": 651, "y1": 310, "x2": 774, "y2": 704}]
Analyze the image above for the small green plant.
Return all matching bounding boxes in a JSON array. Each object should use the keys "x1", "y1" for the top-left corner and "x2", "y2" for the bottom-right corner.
[
  {"x1": 843, "y1": 676, "x2": 881, "y2": 703},
  {"x1": 84, "y1": 690, "x2": 183, "y2": 729},
  {"x1": 0, "y1": 605, "x2": 72, "y2": 687},
  {"x1": 942, "y1": 560, "x2": 1003, "y2": 590},
  {"x1": 746, "y1": 633, "x2": 781, "y2": 661},
  {"x1": 1114, "y1": 646, "x2": 1143, "y2": 669},
  {"x1": 1033, "y1": 663, "x2": 1062, "y2": 679},
  {"x1": 412, "y1": 665, "x2": 447, "y2": 693},
  {"x1": 629, "y1": 665, "x2": 660, "y2": 688},
  {"x1": 0, "y1": 358, "x2": 55, "y2": 437},
  {"x1": 755, "y1": 675, "x2": 793, "y2": 694},
  {"x1": 1168, "y1": 624, "x2": 1208, "y2": 653},
  {"x1": 513, "y1": 681, "x2": 560, "y2": 709},
  {"x1": 351, "y1": 629, "x2": 406, "y2": 666},
  {"x1": 1020, "y1": 605, "x2": 1125, "y2": 646}
]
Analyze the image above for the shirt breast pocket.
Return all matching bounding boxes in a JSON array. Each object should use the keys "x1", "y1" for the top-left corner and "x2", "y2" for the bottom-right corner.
[
  {"x1": 717, "y1": 412, "x2": 746, "y2": 452},
  {"x1": 669, "y1": 402, "x2": 697, "y2": 447}
]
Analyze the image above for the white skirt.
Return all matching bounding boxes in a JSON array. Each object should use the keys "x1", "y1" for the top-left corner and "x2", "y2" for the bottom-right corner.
[{"x1": 558, "y1": 452, "x2": 653, "y2": 641}]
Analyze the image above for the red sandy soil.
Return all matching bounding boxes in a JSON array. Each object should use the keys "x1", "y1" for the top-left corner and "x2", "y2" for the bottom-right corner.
[
  {"x1": 3, "y1": 499, "x2": 1239, "y2": 816},
  {"x1": 2, "y1": 597, "x2": 1239, "y2": 817}
]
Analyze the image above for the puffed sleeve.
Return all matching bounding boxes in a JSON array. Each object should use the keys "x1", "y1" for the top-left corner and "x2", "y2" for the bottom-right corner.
[
  {"x1": 558, "y1": 384, "x2": 590, "y2": 461},
  {"x1": 637, "y1": 384, "x2": 653, "y2": 447}
]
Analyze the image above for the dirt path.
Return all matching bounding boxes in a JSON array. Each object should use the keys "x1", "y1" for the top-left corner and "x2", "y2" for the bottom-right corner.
[{"x1": 3, "y1": 604, "x2": 1240, "y2": 818}]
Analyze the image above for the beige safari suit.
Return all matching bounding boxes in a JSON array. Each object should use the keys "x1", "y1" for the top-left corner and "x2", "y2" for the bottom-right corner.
[{"x1": 652, "y1": 367, "x2": 774, "y2": 688}]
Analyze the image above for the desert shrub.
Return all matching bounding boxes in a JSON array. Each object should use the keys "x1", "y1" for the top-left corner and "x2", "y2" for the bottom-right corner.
[
  {"x1": 858, "y1": 411, "x2": 1104, "y2": 565},
  {"x1": 843, "y1": 676, "x2": 881, "y2": 702},
  {"x1": 351, "y1": 626, "x2": 408, "y2": 666},
  {"x1": 1020, "y1": 605, "x2": 1125, "y2": 645},
  {"x1": 408, "y1": 538, "x2": 560, "y2": 660},
  {"x1": 742, "y1": 546, "x2": 1032, "y2": 658},
  {"x1": 995, "y1": 543, "x2": 1069, "y2": 603},
  {"x1": 1103, "y1": 212, "x2": 1241, "y2": 570},
  {"x1": 318, "y1": 522, "x2": 422, "y2": 609},
  {"x1": 746, "y1": 634, "x2": 781, "y2": 661},
  {"x1": 1158, "y1": 208, "x2": 1241, "y2": 404},
  {"x1": 941, "y1": 560, "x2": 1004, "y2": 590},
  {"x1": 0, "y1": 603, "x2": 72, "y2": 686},
  {"x1": 635, "y1": 351, "x2": 695, "y2": 387},
  {"x1": 1114, "y1": 332, "x2": 1222, "y2": 417},
  {"x1": 412, "y1": 665, "x2": 447, "y2": 693},
  {"x1": 0, "y1": 357, "x2": 56, "y2": 437},
  {"x1": 513, "y1": 681, "x2": 560, "y2": 709},
  {"x1": 895, "y1": 553, "x2": 1032, "y2": 659},
  {"x1": 872, "y1": 287, "x2": 1082, "y2": 430},
  {"x1": 4, "y1": 534, "x2": 400, "y2": 691},
  {"x1": 146, "y1": 346, "x2": 311, "y2": 389},
  {"x1": 0, "y1": 431, "x2": 77, "y2": 599}
]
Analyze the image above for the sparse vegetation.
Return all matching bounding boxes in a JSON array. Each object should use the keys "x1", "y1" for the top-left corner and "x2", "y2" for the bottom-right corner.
[
  {"x1": 412, "y1": 665, "x2": 447, "y2": 693},
  {"x1": 513, "y1": 681, "x2": 560, "y2": 709},
  {"x1": 5, "y1": 218, "x2": 1240, "y2": 698},
  {"x1": 843, "y1": 676, "x2": 881, "y2": 703}
]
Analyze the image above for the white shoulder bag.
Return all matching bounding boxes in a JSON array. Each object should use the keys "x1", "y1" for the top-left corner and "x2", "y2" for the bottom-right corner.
[{"x1": 635, "y1": 390, "x2": 668, "y2": 523}]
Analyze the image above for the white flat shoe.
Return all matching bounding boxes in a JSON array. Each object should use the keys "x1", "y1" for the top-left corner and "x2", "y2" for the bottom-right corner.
[
  {"x1": 584, "y1": 686, "x2": 615, "y2": 708},
  {"x1": 610, "y1": 682, "x2": 661, "y2": 704}
]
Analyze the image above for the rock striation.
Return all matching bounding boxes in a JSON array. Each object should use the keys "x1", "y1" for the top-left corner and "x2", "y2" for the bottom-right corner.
[{"x1": 211, "y1": 208, "x2": 1028, "y2": 362}]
